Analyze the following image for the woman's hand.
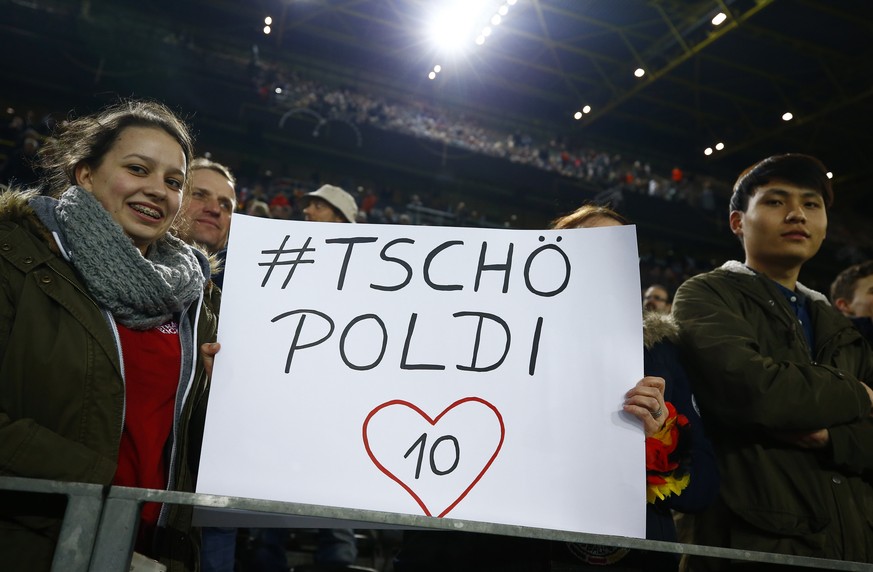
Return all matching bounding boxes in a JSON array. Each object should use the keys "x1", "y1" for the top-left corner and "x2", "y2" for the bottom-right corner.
[
  {"x1": 624, "y1": 376, "x2": 667, "y2": 437},
  {"x1": 200, "y1": 342, "x2": 221, "y2": 378}
]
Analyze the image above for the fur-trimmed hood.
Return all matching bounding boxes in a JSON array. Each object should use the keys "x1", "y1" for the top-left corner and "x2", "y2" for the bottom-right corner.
[
  {"x1": 718, "y1": 260, "x2": 830, "y2": 305},
  {"x1": 643, "y1": 310, "x2": 679, "y2": 349},
  {"x1": 0, "y1": 188, "x2": 40, "y2": 223}
]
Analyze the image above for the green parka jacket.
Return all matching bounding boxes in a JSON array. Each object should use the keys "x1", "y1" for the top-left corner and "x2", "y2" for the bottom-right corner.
[
  {"x1": 673, "y1": 261, "x2": 873, "y2": 566},
  {"x1": 0, "y1": 191, "x2": 220, "y2": 572}
]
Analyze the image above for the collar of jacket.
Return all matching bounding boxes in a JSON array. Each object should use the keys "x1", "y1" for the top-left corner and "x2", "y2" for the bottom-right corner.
[{"x1": 718, "y1": 260, "x2": 830, "y2": 305}]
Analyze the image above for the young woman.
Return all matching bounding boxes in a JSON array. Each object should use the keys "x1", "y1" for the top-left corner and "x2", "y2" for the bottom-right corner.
[{"x1": 0, "y1": 100, "x2": 220, "y2": 572}]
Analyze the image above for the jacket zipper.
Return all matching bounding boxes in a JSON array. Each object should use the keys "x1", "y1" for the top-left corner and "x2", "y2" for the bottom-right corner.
[{"x1": 157, "y1": 287, "x2": 205, "y2": 527}]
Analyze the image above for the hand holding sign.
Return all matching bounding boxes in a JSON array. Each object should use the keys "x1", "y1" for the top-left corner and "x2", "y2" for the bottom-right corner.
[{"x1": 363, "y1": 397, "x2": 505, "y2": 517}]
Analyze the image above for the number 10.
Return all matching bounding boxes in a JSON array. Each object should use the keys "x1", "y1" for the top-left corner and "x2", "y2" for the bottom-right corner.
[{"x1": 403, "y1": 433, "x2": 460, "y2": 479}]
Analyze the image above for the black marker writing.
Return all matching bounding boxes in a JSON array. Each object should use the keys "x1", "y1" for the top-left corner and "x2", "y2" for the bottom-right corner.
[
  {"x1": 404, "y1": 432, "x2": 461, "y2": 479},
  {"x1": 423, "y1": 240, "x2": 464, "y2": 291},
  {"x1": 475, "y1": 242, "x2": 513, "y2": 293},
  {"x1": 371, "y1": 238, "x2": 415, "y2": 291},
  {"x1": 271, "y1": 309, "x2": 335, "y2": 373},
  {"x1": 339, "y1": 314, "x2": 388, "y2": 370},
  {"x1": 259, "y1": 235, "x2": 316, "y2": 288},
  {"x1": 523, "y1": 236, "x2": 570, "y2": 297},
  {"x1": 325, "y1": 237, "x2": 379, "y2": 290},
  {"x1": 454, "y1": 311, "x2": 511, "y2": 372}
]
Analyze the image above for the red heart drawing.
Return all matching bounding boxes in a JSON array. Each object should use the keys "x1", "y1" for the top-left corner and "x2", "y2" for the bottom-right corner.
[{"x1": 362, "y1": 397, "x2": 505, "y2": 517}]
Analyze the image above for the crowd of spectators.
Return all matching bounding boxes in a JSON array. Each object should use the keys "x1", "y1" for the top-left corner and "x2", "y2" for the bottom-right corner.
[{"x1": 3, "y1": 58, "x2": 871, "y2": 296}]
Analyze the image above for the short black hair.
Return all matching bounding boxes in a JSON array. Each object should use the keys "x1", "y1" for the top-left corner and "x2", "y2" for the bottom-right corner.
[{"x1": 729, "y1": 153, "x2": 833, "y2": 213}]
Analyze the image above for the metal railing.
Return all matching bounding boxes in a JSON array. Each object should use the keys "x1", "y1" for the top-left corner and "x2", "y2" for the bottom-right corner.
[{"x1": 2, "y1": 476, "x2": 871, "y2": 571}]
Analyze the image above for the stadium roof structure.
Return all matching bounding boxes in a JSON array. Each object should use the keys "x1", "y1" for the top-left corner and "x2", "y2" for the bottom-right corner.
[
  {"x1": 223, "y1": 0, "x2": 873, "y2": 210},
  {"x1": 4, "y1": 0, "x2": 873, "y2": 212}
]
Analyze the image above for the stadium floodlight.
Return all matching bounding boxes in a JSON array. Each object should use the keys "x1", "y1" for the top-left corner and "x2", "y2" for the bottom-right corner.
[
  {"x1": 498, "y1": 5, "x2": 509, "y2": 15},
  {"x1": 574, "y1": 111, "x2": 583, "y2": 120},
  {"x1": 826, "y1": 172, "x2": 833, "y2": 179},
  {"x1": 704, "y1": 147, "x2": 713, "y2": 156},
  {"x1": 582, "y1": 105, "x2": 591, "y2": 114},
  {"x1": 711, "y1": 12, "x2": 727, "y2": 26},
  {"x1": 263, "y1": 25, "x2": 271, "y2": 35},
  {"x1": 428, "y1": 71, "x2": 437, "y2": 80},
  {"x1": 264, "y1": 16, "x2": 273, "y2": 26},
  {"x1": 423, "y1": 0, "x2": 514, "y2": 56},
  {"x1": 782, "y1": 112, "x2": 794, "y2": 121},
  {"x1": 434, "y1": 64, "x2": 442, "y2": 73},
  {"x1": 427, "y1": 1, "x2": 493, "y2": 55},
  {"x1": 715, "y1": 142, "x2": 725, "y2": 151},
  {"x1": 634, "y1": 68, "x2": 645, "y2": 78}
]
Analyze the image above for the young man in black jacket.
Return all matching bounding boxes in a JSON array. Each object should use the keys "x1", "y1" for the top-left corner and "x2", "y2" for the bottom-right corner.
[{"x1": 673, "y1": 154, "x2": 873, "y2": 569}]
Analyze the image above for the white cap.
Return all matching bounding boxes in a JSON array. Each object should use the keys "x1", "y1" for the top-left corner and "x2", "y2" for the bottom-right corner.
[{"x1": 305, "y1": 184, "x2": 358, "y2": 223}]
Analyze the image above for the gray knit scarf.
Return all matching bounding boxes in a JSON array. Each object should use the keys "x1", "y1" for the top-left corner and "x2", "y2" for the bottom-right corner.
[{"x1": 54, "y1": 186, "x2": 206, "y2": 330}]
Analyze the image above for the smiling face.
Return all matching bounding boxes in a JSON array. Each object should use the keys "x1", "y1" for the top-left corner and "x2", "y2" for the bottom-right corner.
[
  {"x1": 180, "y1": 168, "x2": 236, "y2": 252},
  {"x1": 75, "y1": 126, "x2": 186, "y2": 254},
  {"x1": 729, "y1": 182, "x2": 827, "y2": 279}
]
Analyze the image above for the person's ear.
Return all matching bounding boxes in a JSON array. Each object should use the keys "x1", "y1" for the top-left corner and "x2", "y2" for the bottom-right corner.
[
  {"x1": 834, "y1": 298, "x2": 853, "y2": 316},
  {"x1": 74, "y1": 162, "x2": 94, "y2": 191},
  {"x1": 729, "y1": 210, "x2": 743, "y2": 238}
]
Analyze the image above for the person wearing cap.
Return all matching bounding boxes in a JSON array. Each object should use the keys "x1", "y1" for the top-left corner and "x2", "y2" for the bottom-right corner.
[
  {"x1": 672, "y1": 153, "x2": 873, "y2": 568},
  {"x1": 301, "y1": 184, "x2": 358, "y2": 223}
]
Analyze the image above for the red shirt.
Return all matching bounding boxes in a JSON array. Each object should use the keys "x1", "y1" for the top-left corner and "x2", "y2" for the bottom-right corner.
[{"x1": 113, "y1": 321, "x2": 181, "y2": 528}]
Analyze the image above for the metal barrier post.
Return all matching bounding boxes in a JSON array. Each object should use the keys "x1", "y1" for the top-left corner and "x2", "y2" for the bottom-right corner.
[
  {"x1": 0, "y1": 476, "x2": 105, "y2": 572},
  {"x1": 88, "y1": 495, "x2": 142, "y2": 572}
]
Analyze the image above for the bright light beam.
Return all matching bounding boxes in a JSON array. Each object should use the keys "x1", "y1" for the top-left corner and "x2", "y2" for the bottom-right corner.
[{"x1": 427, "y1": 1, "x2": 494, "y2": 55}]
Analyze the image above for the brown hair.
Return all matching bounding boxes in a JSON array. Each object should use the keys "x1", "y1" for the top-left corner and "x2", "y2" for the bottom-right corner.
[
  {"x1": 39, "y1": 99, "x2": 194, "y2": 197},
  {"x1": 550, "y1": 204, "x2": 630, "y2": 229}
]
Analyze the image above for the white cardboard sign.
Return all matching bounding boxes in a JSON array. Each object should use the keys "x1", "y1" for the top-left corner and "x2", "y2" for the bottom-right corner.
[{"x1": 196, "y1": 216, "x2": 645, "y2": 538}]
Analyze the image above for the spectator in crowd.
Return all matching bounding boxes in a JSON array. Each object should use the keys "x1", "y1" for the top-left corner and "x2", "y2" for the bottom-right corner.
[
  {"x1": 643, "y1": 284, "x2": 671, "y2": 314},
  {"x1": 269, "y1": 193, "x2": 293, "y2": 219},
  {"x1": 177, "y1": 157, "x2": 238, "y2": 572},
  {"x1": 179, "y1": 157, "x2": 237, "y2": 254},
  {"x1": 673, "y1": 154, "x2": 873, "y2": 569},
  {"x1": 830, "y1": 260, "x2": 873, "y2": 345},
  {"x1": 0, "y1": 100, "x2": 220, "y2": 572},
  {"x1": 246, "y1": 199, "x2": 272, "y2": 218},
  {"x1": 301, "y1": 184, "x2": 357, "y2": 223},
  {"x1": 0, "y1": 128, "x2": 42, "y2": 189}
]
